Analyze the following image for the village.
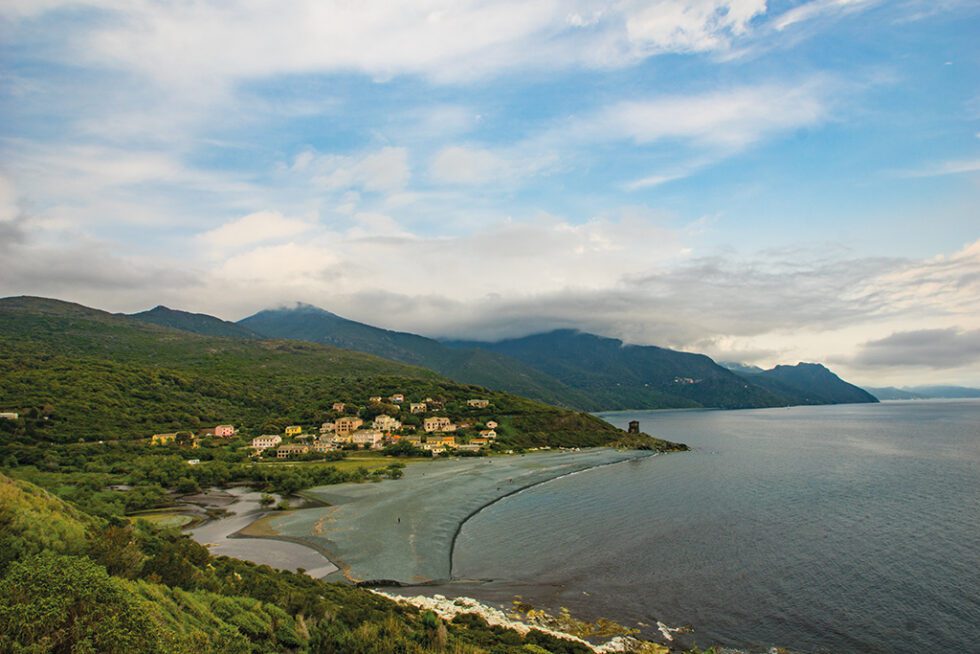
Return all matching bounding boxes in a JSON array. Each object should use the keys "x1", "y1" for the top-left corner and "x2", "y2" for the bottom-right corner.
[{"x1": 149, "y1": 393, "x2": 500, "y2": 460}]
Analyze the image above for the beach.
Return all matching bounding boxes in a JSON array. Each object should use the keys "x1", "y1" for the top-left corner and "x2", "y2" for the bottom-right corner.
[{"x1": 218, "y1": 448, "x2": 653, "y2": 584}]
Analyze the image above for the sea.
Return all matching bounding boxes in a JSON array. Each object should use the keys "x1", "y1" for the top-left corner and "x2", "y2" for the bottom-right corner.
[{"x1": 450, "y1": 400, "x2": 980, "y2": 653}]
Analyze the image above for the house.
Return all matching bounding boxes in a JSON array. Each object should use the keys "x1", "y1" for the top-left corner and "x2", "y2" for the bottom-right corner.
[
  {"x1": 479, "y1": 429, "x2": 497, "y2": 439},
  {"x1": 485, "y1": 420, "x2": 498, "y2": 429},
  {"x1": 277, "y1": 444, "x2": 309, "y2": 459},
  {"x1": 369, "y1": 396, "x2": 382, "y2": 403},
  {"x1": 467, "y1": 399, "x2": 490, "y2": 408},
  {"x1": 423, "y1": 444, "x2": 446, "y2": 455},
  {"x1": 372, "y1": 414, "x2": 402, "y2": 432},
  {"x1": 285, "y1": 425, "x2": 302, "y2": 437},
  {"x1": 320, "y1": 421, "x2": 336, "y2": 433},
  {"x1": 388, "y1": 393, "x2": 405, "y2": 403},
  {"x1": 214, "y1": 425, "x2": 236, "y2": 438},
  {"x1": 151, "y1": 433, "x2": 177, "y2": 446},
  {"x1": 251, "y1": 434, "x2": 282, "y2": 451},
  {"x1": 311, "y1": 440, "x2": 335, "y2": 453},
  {"x1": 350, "y1": 429, "x2": 384, "y2": 449},
  {"x1": 0, "y1": 412, "x2": 18, "y2": 420},
  {"x1": 471, "y1": 437, "x2": 491, "y2": 446},
  {"x1": 404, "y1": 435, "x2": 424, "y2": 447},
  {"x1": 424, "y1": 416, "x2": 456, "y2": 433},
  {"x1": 186, "y1": 459, "x2": 201, "y2": 465},
  {"x1": 334, "y1": 416, "x2": 363, "y2": 435},
  {"x1": 456, "y1": 444, "x2": 482, "y2": 453},
  {"x1": 331, "y1": 402, "x2": 346, "y2": 412},
  {"x1": 426, "y1": 434, "x2": 456, "y2": 448},
  {"x1": 409, "y1": 402, "x2": 427, "y2": 414}
]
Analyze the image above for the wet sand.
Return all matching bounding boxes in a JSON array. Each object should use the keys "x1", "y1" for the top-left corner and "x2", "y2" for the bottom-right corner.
[
  {"x1": 188, "y1": 488, "x2": 338, "y2": 578},
  {"x1": 258, "y1": 449, "x2": 653, "y2": 584}
]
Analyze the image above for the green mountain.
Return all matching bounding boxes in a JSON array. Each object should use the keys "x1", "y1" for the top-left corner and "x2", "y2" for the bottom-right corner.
[
  {"x1": 0, "y1": 296, "x2": 628, "y2": 448},
  {"x1": 130, "y1": 305, "x2": 261, "y2": 339},
  {"x1": 739, "y1": 363, "x2": 878, "y2": 405},
  {"x1": 238, "y1": 304, "x2": 596, "y2": 409},
  {"x1": 447, "y1": 330, "x2": 794, "y2": 410}
]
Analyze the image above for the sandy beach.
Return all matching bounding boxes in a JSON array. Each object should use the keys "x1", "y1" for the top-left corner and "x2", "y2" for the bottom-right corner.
[{"x1": 240, "y1": 449, "x2": 653, "y2": 584}]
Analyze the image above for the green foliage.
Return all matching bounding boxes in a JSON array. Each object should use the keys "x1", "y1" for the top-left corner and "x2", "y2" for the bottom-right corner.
[{"x1": 1, "y1": 472, "x2": 653, "y2": 654}]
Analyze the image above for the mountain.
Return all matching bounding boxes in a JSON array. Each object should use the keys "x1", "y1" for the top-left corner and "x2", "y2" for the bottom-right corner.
[
  {"x1": 863, "y1": 386, "x2": 929, "y2": 400},
  {"x1": 742, "y1": 363, "x2": 878, "y2": 405},
  {"x1": 0, "y1": 296, "x2": 628, "y2": 447},
  {"x1": 446, "y1": 330, "x2": 795, "y2": 410},
  {"x1": 719, "y1": 361, "x2": 765, "y2": 375},
  {"x1": 130, "y1": 305, "x2": 261, "y2": 339},
  {"x1": 865, "y1": 385, "x2": 980, "y2": 400},
  {"x1": 238, "y1": 304, "x2": 597, "y2": 409}
]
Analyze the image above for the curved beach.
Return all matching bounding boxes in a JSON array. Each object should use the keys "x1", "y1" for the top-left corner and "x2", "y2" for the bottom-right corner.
[{"x1": 247, "y1": 449, "x2": 651, "y2": 584}]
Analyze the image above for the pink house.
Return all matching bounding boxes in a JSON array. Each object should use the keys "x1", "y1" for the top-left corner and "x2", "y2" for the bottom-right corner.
[{"x1": 214, "y1": 425, "x2": 235, "y2": 438}]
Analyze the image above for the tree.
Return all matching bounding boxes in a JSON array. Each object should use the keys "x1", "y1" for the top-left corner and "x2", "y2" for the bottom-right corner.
[{"x1": 0, "y1": 552, "x2": 162, "y2": 654}]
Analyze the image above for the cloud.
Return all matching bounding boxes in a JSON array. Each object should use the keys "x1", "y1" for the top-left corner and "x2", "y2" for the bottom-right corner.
[
  {"x1": 895, "y1": 158, "x2": 980, "y2": 178},
  {"x1": 588, "y1": 81, "x2": 830, "y2": 149},
  {"x1": 429, "y1": 145, "x2": 557, "y2": 186},
  {"x1": 307, "y1": 147, "x2": 410, "y2": 194},
  {"x1": 7, "y1": 1, "x2": 773, "y2": 90},
  {"x1": 772, "y1": 0, "x2": 880, "y2": 31},
  {"x1": 198, "y1": 211, "x2": 316, "y2": 250},
  {"x1": 851, "y1": 328, "x2": 980, "y2": 368}
]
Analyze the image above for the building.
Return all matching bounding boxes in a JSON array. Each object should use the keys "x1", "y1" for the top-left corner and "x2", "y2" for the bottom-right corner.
[
  {"x1": 331, "y1": 402, "x2": 346, "y2": 412},
  {"x1": 320, "y1": 421, "x2": 336, "y2": 433},
  {"x1": 426, "y1": 434, "x2": 456, "y2": 448},
  {"x1": 369, "y1": 396, "x2": 382, "y2": 404},
  {"x1": 409, "y1": 402, "x2": 427, "y2": 414},
  {"x1": 0, "y1": 412, "x2": 18, "y2": 420},
  {"x1": 311, "y1": 441, "x2": 335, "y2": 453},
  {"x1": 186, "y1": 459, "x2": 201, "y2": 465},
  {"x1": 485, "y1": 420, "x2": 498, "y2": 429},
  {"x1": 628, "y1": 420, "x2": 640, "y2": 434},
  {"x1": 404, "y1": 435, "x2": 424, "y2": 447},
  {"x1": 467, "y1": 399, "x2": 490, "y2": 408},
  {"x1": 251, "y1": 434, "x2": 282, "y2": 451},
  {"x1": 388, "y1": 393, "x2": 405, "y2": 403},
  {"x1": 285, "y1": 425, "x2": 303, "y2": 437},
  {"x1": 277, "y1": 444, "x2": 309, "y2": 459},
  {"x1": 214, "y1": 424, "x2": 235, "y2": 438},
  {"x1": 334, "y1": 416, "x2": 363, "y2": 435},
  {"x1": 479, "y1": 429, "x2": 497, "y2": 439},
  {"x1": 350, "y1": 429, "x2": 384, "y2": 449},
  {"x1": 151, "y1": 433, "x2": 176, "y2": 446},
  {"x1": 424, "y1": 416, "x2": 456, "y2": 433},
  {"x1": 372, "y1": 414, "x2": 402, "y2": 432},
  {"x1": 471, "y1": 437, "x2": 491, "y2": 446},
  {"x1": 456, "y1": 444, "x2": 482, "y2": 453}
]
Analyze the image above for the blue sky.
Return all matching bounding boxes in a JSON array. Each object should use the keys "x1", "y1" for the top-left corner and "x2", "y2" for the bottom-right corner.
[{"x1": 1, "y1": 0, "x2": 978, "y2": 385}]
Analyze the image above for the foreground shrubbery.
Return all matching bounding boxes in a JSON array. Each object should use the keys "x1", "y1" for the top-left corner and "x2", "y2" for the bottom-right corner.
[{"x1": 0, "y1": 473, "x2": 644, "y2": 653}]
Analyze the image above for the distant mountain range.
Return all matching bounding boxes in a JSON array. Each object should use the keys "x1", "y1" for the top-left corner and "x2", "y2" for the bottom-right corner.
[
  {"x1": 862, "y1": 385, "x2": 980, "y2": 400},
  {"x1": 124, "y1": 303, "x2": 879, "y2": 412}
]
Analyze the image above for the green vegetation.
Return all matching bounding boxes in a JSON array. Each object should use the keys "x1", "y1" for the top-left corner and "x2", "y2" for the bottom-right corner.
[{"x1": 1, "y1": 473, "x2": 682, "y2": 653}]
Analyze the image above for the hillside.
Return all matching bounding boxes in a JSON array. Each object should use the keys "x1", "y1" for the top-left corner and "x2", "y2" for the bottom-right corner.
[
  {"x1": 865, "y1": 385, "x2": 980, "y2": 400},
  {"x1": 737, "y1": 363, "x2": 878, "y2": 405},
  {"x1": 0, "y1": 473, "x2": 615, "y2": 654},
  {"x1": 0, "y1": 296, "x2": 626, "y2": 447},
  {"x1": 448, "y1": 330, "x2": 794, "y2": 410},
  {"x1": 238, "y1": 304, "x2": 596, "y2": 408},
  {"x1": 130, "y1": 305, "x2": 262, "y2": 339}
]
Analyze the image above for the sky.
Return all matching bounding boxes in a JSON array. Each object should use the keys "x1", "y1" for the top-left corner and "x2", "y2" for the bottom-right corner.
[{"x1": 1, "y1": 0, "x2": 978, "y2": 387}]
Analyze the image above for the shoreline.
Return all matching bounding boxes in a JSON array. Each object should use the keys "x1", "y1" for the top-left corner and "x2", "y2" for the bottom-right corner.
[
  {"x1": 187, "y1": 448, "x2": 657, "y2": 586},
  {"x1": 446, "y1": 450, "x2": 660, "y2": 580}
]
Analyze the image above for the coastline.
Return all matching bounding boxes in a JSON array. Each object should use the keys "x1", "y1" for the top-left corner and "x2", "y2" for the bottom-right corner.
[{"x1": 185, "y1": 448, "x2": 659, "y2": 586}]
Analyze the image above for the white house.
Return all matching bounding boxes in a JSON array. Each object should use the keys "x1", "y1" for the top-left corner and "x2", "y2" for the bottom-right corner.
[{"x1": 251, "y1": 434, "x2": 282, "y2": 450}]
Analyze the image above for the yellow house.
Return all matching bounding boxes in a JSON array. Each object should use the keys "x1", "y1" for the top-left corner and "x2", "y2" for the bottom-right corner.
[
  {"x1": 427, "y1": 434, "x2": 456, "y2": 448},
  {"x1": 285, "y1": 425, "x2": 303, "y2": 437}
]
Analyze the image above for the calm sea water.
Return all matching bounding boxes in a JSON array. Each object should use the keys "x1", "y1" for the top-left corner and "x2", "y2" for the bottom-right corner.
[{"x1": 451, "y1": 401, "x2": 980, "y2": 653}]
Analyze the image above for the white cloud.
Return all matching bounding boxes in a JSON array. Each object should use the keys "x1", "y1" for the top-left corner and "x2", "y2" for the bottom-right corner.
[
  {"x1": 773, "y1": 0, "x2": 880, "y2": 31},
  {"x1": 896, "y1": 158, "x2": 980, "y2": 178},
  {"x1": 198, "y1": 211, "x2": 316, "y2": 250},
  {"x1": 591, "y1": 81, "x2": 829, "y2": 149},
  {"x1": 310, "y1": 147, "x2": 410, "y2": 194},
  {"x1": 429, "y1": 145, "x2": 557, "y2": 186},
  {"x1": 8, "y1": 1, "x2": 775, "y2": 90}
]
